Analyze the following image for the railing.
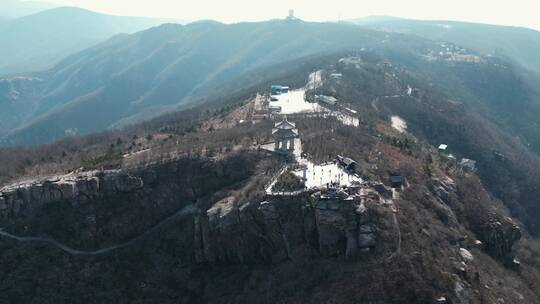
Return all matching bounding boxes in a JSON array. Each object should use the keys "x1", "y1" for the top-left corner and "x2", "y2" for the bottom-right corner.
[{"x1": 264, "y1": 165, "x2": 289, "y2": 195}]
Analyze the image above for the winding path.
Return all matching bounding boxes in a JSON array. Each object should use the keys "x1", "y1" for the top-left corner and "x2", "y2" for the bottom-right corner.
[{"x1": 0, "y1": 204, "x2": 197, "y2": 256}]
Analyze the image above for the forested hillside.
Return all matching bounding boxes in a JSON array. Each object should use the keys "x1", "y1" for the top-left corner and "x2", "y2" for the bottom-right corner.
[
  {"x1": 319, "y1": 53, "x2": 540, "y2": 234},
  {"x1": 3, "y1": 18, "x2": 540, "y2": 151},
  {"x1": 350, "y1": 17, "x2": 540, "y2": 75},
  {"x1": 1, "y1": 59, "x2": 540, "y2": 302},
  {"x1": 0, "y1": 6, "x2": 176, "y2": 75},
  {"x1": 2, "y1": 5, "x2": 540, "y2": 303},
  {"x1": 0, "y1": 20, "x2": 430, "y2": 146}
]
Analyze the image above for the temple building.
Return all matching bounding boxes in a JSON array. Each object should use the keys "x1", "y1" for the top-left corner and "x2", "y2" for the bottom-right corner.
[{"x1": 272, "y1": 117, "x2": 298, "y2": 154}]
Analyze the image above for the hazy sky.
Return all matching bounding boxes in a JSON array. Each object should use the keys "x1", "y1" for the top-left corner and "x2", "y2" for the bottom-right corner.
[{"x1": 43, "y1": 0, "x2": 540, "y2": 30}]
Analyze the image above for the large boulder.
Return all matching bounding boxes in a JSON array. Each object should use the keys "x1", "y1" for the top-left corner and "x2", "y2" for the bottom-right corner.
[
  {"x1": 315, "y1": 200, "x2": 355, "y2": 256},
  {"x1": 478, "y1": 218, "x2": 521, "y2": 264}
]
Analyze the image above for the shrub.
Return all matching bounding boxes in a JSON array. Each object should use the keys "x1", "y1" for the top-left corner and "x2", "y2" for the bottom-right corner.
[{"x1": 272, "y1": 170, "x2": 305, "y2": 192}]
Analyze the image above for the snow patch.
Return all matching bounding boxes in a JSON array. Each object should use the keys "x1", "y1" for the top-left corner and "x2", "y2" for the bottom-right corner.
[
  {"x1": 293, "y1": 161, "x2": 362, "y2": 189},
  {"x1": 306, "y1": 70, "x2": 323, "y2": 90},
  {"x1": 391, "y1": 116, "x2": 407, "y2": 133},
  {"x1": 270, "y1": 90, "x2": 323, "y2": 114}
]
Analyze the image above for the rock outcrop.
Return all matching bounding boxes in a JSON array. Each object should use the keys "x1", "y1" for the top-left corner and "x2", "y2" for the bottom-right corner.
[
  {"x1": 194, "y1": 195, "x2": 311, "y2": 264},
  {"x1": 314, "y1": 191, "x2": 377, "y2": 257},
  {"x1": 0, "y1": 170, "x2": 143, "y2": 218},
  {"x1": 478, "y1": 217, "x2": 521, "y2": 265},
  {"x1": 192, "y1": 186, "x2": 384, "y2": 264},
  {"x1": 0, "y1": 154, "x2": 260, "y2": 250}
]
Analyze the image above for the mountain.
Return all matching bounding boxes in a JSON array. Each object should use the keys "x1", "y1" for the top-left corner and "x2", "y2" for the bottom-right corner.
[
  {"x1": 2, "y1": 15, "x2": 540, "y2": 303},
  {"x1": 0, "y1": 0, "x2": 57, "y2": 19},
  {"x1": 346, "y1": 15, "x2": 404, "y2": 25},
  {"x1": 0, "y1": 6, "x2": 181, "y2": 75},
  {"x1": 348, "y1": 16, "x2": 540, "y2": 75},
  {"x1": 0, "y1": 55, "x2": 540, "y2": 302},
  {"x1": 3, "y1": 18, "x2": 540, "y2": 157},
  {"x1": 0, "y1": 20, "x2": 433, "y2": 147},
  {"x1": 3, "y1": 43, "x2": 540, "y2": 234}
]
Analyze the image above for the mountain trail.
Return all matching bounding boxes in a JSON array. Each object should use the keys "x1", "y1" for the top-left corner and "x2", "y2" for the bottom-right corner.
[{"x1": 0, "y1": 204, "x2": 197, "y2": 256}]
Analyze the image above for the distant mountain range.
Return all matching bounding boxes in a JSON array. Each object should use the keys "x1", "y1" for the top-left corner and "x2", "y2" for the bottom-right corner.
[
  {"x1": 0, "y1": 0, "x2": 57, "y2": 19},
  {"x1": 1, "y1": 16, "x2": 540, "y2": 150},
  {"x1": 348, "y1": 16, "x2": 540, "y2": 75},
  {"x1": 0, "y1": 20, "x2": 426, "y2": 146},
  {"x1": 0, "y1": 6, "x2": 183, "y2": 75}
]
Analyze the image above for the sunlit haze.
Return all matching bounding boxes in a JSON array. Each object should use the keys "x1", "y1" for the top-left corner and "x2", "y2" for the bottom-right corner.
[{"x1": 42, "y1": 0, "x2": 540, "y2": 30}]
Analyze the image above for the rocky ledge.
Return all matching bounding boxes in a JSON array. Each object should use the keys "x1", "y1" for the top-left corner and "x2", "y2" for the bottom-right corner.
[
  {"x1": 0, "y1": 157, "x2": 523, "y2": 271},
  {"x1": 478, "y1": 217, "x2": 521, "y2": 266},
  {"x1": 193, "y1": 186, "x2": 385, "y2": 264},
  {"x1": 0, "y1": 170, "x2": 143, "y2": 218}
]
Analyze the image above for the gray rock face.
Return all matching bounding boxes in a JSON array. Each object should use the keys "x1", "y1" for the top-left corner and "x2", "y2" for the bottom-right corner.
[
  {"x1": 103, "y1": 174, "x2": 143, "y2": 193},
  {"x1": 356, "y1": 202, "x2": 377, "y2": 248},
  {"x1": 315, "y1": 198, "x2": 358, "y2": 257},
  {"x1": 479, "y1": 218, "x2": 521, "y2": 264},
  {"x1": 0, "y1": 170, "x2": 143, "y2": 218},
  {"x1": 311, "y1": 189, "x2": 381, "y2": 257},
  {"x1": 258, "y1": 200, "x2": 281, "y2": 223},
  {"x1": 435, "y1": 186, "x2": 450, "y2": 204},
  {"x1": 194, "y1": 197, "x2": 301, "y2": 264},
  {"x1": 0, "y1": 154, "x2": 260, "y2": 252},
  {"x1": 191, "y1": 187, "x2": 383, "y2": 264}
]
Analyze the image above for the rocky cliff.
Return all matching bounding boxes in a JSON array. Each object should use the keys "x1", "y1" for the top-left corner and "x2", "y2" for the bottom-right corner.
[
  {"x1": 192, "y1": 187, "x2": 383, "y2": 265},
  {"x1": 0, "y1": 153, "x2": 260, "y2": 249},
  {"x1": 0, "y1": 153, "x2": 388, "y2": 264},
  {"x1": 0, "y1": 151, "x2": 534, "y2": 303},
  {"x1": 0, "y1": 170, "x2": 143, "y2": 218},
  {"x1": 0, "y1": 154, "x2": 522, "y2": 266}
]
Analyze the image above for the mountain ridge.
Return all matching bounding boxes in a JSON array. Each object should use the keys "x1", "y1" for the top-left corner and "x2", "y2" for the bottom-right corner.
[
  {"x1": 0, "y1": 20, "x2": 415, "y2": 146},
  {"x1": 0, "y1": 6, "x2": 183, "y2": 76},
  {"x1": 2, "y1": 18, "x2": 540, "y2": 159},
  {"x1": 0, "y1": 66, "x2": 539, "y2": 302},
  {"x1": 348, "y1": 16, "x2": 540, "y2": 75},
  {"x1": 0, "y1": 0, "x2": 57, "y2": 19}
]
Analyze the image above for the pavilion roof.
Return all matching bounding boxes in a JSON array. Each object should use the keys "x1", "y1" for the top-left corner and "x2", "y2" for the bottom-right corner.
[{"x1": 274, "y1": 117, "x2": 296, "y2": 130}]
